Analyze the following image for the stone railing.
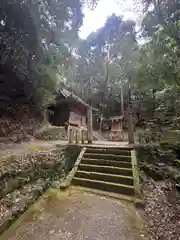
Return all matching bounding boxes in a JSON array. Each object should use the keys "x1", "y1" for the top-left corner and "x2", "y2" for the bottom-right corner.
[
  {"x1": 68, "y1": 126, "x2": 88, "y2": 144},
  {"x1": 131, "y1": 150, "x2": 141, "y2": 201}
]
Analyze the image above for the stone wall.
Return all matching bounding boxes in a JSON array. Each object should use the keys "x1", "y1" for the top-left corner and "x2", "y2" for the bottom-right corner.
[
  {"x1": 0, "y1": 145, "x2": 81, "y2": 235},
  {"x1": 34, "y1": 125, "x2": 68, "y2": 140}
]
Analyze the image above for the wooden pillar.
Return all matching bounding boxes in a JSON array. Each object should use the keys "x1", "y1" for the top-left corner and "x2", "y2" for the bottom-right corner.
[
  {"x1": 127, "y1": 87, "x2": 135, "y2": 144},
  {"x1": 81, "y1": 130, "x2": 84, "y2": 144},
  {"x1": 100, "y1": 115, "x2": 103, "y2": 132},
  {"x1": 87, "y1": 107, "x2": 93, "y2": 144},
  {"x1": 69, "y1": 128, "x2": 73, "y2": 143},
  {"x1": 43, "y1": 108, "x2": 49, "y2": 124},
  {"x1": 75, "y1": 130, "x2": 79, "y2": 144},
  {"x1": 127, "y1": 107, "x2": 134, "y2": 144},
  {"x1": 120, "y1": 83, "x2": 124, "y2": 116}
]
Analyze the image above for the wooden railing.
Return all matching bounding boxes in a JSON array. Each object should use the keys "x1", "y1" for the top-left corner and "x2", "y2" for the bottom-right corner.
[{"x1": 68, "y1": 126, "x2": 88, "y2": 144}]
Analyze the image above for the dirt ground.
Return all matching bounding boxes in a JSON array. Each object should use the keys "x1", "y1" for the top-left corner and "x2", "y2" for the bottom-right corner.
[{"x1": 1, "y1": 188, "x2": 147, "y2": 240}]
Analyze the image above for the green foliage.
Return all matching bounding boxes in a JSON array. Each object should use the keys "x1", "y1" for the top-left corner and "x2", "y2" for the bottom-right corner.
[
  {"x1": 136, "y1": 142, "x2": 179, "y2": 181},
  {"x1": 66, "y1": 14, "x2": 139, "y2": 115},
  {"x1": 63, "y1": 146, "x2": 81, "y2": 172},
  {"x1": 63, "y1": 1, "x2": 180, "y2": 121},
  {"x1": 128, "y1": 0, "x2": 180, "y2": 122},
  {"x1": 137, "y1": 129, "x2": 162, "y2": 144},
  {"x1": 0, "y1": 0, "x2": 98, "y2": 117},
  {"x1": 1, "y1": 0, "x2": 180, "y2": 125}
]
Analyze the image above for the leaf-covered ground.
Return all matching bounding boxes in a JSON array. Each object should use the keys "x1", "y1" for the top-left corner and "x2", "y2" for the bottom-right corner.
[
  {"x1": 142, "y1": 177, "x2": 180, "y2": 240},
  {"x1": 0, "y1": 147, "x2": 66, "y2": 234}
]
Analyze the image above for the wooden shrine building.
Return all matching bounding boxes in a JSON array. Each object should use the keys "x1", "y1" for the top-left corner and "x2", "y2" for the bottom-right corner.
[
  {"x1": 108, "y1": 115, "x2": 124, "y2": 130},
  {"x1": 48, "y1": 88, "x2": 90, "y2": 128},
  {"x1": 47, "y1": 88, "x2": 96, "y2": 143},
  {"x1": 107, "y1": 115, "x2": 124, "y2": 141}
]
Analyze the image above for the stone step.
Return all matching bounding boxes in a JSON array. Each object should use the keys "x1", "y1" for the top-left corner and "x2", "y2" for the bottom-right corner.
[
  {"x1": 72, "y1": 177, "x2": 134, "y2": 196},
  {"x1": 86, "y1": 148, "x2": 131, "y2": 156},
  {"x1": 72, "y1": 186, "x2": 144, "y2": 204},
  {"x1": 75, "y1": 171, "x2": 134, "y2": 186},
  {"x1": 81, "y1": 158, "x2": 132, "y2": 169},
  {"x1": 86, "y1": 146, "x2": 133, "y2": 151},
  {"x1": 83, "y1": 153, "x2": 131, "y2": 161},
  {"x1": 79, "y1": 164, "x2": 133, "y2": 176}
]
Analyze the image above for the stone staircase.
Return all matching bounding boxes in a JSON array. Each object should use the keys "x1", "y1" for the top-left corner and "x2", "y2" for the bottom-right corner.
[{"x1": 72, "y1": 147, "x2": 142, "y2": 202}]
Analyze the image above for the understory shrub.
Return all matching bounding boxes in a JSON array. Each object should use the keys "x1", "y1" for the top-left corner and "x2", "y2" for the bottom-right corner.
[
  {"x1": 62, "y1": 145, "x2": 81, "y2": 173},
  {"x1": 137, "y1": 127, "x2": 180, "y2": 145},
  {"x1": 136, "y1": 141, "x2": 180, "y2": 188}
]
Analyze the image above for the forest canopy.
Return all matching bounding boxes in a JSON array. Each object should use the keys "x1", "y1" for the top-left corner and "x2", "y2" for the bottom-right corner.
[
  {"x1": 0, "y1": 0, "x2": 92, "y2": 115},
  {"x1": 0, "y1": 0, "x2": 180, "y2": 123}
]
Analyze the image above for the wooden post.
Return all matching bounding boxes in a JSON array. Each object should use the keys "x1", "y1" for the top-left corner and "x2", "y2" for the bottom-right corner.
[
  {"x1": 86, "y1": 129, "x2": 88, "y2": 142},
  {"x1": 69, "y1": 128, "x2": 73, "y2": 143},
  {"x1": 120, "y1": 83, "x2": 124, "y2": 116},
  {"x1": 75, "y1": 130, "x2": 79, "y2": 144},
  {"x1": 100, "y1": 115, "x2": 103, "y2": 133},
  {"x1": 43, "y1": 108, "x2": 49, "y2": 124},
  {"x1": 81, "y1": 130, "x2": 84, "y2": 144},
  {"x1": 87, "y1": 106, "x2": 93, "y2": 144},
  {"x1": 127, "y1": 108, "x2": 134, "y2": 144},
  {"x1": 127, "y1": 86, "x2": 135, "y2": 144}
]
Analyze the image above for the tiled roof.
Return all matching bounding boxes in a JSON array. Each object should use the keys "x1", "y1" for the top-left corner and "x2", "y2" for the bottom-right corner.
[
  {"x1": 60, "y1": 88, "x2": 98, "y2": 111},
  {"x1": 60, "y1": 88, "x2": 89, "y2": 107}
]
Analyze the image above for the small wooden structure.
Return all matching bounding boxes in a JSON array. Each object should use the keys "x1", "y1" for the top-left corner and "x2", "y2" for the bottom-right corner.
[
  {"x1": 107, "y1": 115, "x2": 124, "y2": 141},
  {"x1": 48, "y1": 88, "x2": 94, "y2": 143}
]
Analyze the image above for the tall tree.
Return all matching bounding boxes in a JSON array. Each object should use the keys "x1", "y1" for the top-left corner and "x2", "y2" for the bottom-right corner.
[
  {"x1": 0, "y1": 0, "x2": 98, "y2": 116},
  {"x1": 68, "y1": 15, "x2": 138, "y2": 113}
]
